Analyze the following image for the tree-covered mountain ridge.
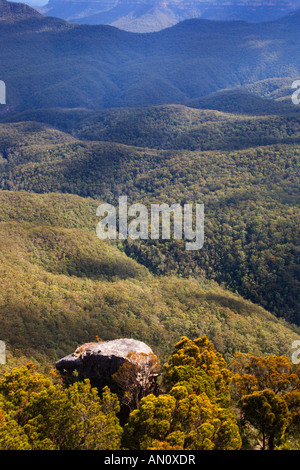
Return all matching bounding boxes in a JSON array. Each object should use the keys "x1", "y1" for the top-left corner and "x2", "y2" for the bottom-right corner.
[
  {"x1": 0, "y1": 190, "x2": 299, "y2": 371},
  {"x1": 0, "y1": 103, "x2": 299, "y2": 326},
  {"x1": 0, "y1": 0, "x2": 300, "y2": 112},
  {"x1": 40, "y1": 0, "x2": 300, "y2": 32}
]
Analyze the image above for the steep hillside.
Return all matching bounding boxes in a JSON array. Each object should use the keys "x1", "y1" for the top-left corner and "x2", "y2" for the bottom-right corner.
[
  {"x1": 0, "y1": 108, "x2": 299, "y2": 326},
  {"x1": 0, "y1": 190, "x2": 299, "y2": 373}
]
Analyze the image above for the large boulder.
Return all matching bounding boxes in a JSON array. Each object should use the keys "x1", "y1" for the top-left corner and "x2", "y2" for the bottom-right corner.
[{"x1": 56, "y1": 338, "x2": 160, "y2": 419}]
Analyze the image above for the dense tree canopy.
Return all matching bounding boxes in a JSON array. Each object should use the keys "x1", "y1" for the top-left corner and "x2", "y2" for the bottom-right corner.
[
  {"x1": 0, "y1": 364, "x2": 122, "y2": 450},
  {"x1": 0, "y1": 105, "x2": 298, "y2": 326},
  {"x1": 0, "y1": 336, "x2": 300, "y2": 450},
  {"x1": 123, "y1": 336, "x2": 241, "y2": 450}
]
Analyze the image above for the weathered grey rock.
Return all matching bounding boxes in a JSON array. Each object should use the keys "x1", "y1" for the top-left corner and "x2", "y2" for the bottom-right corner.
[
  {"x1": 56, "y1": 338, "x2": 153, "y2": 379},
  {"x1": 56, "y1": 338, "x2": 160, "y2": 418}
]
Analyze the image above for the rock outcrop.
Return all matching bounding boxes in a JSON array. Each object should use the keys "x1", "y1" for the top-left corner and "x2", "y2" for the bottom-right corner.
[{"x1": 56, "y1": 338, "x2": 160, "y2": 419}]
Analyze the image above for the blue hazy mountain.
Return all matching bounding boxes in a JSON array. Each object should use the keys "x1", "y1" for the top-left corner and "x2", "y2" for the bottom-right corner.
[
  {"x1": 39, "y1": 0, "x2": 300, "y2": 32},
  {"x1": 0, "y1": 0, "x2": 299, "y2": 112}
]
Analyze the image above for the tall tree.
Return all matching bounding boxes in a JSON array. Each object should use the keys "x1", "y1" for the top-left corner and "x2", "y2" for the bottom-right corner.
[
  {"x1": 163, "y1": 336, "x2": 232, "y2": 406},
  {"x1": 123, "y1": 336, "x2": 241, "y2": 450},
  {"x1": 241, "y1": 389, "x2": 291, "y2": 450}
]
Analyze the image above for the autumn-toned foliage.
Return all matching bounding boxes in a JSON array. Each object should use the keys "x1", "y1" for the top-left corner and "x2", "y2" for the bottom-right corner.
[
  {"x1": 112, "y1": 351, "x2": 160, "y2": 413},
  {"x1": 163, "y1": 336, "x2": 232, "y2": 406},
  {"x1": 230, "y1": 352, "x2": 300, "y2": 399},
  {"x1": 0, "y1": 336, "x2": 300, "y2": 450},
  {"x1": 230, "y1": 352, "x2": 300, "y2": 449},
  {"x1": 0, "y1": 364, "x2": 122, "y2": 450},
  {"x1": 241, "y1": 390, "x2": 291, "y2": 450},
  {"x1": 122, "y1": 336, "x2": 242, "y2": 450}
]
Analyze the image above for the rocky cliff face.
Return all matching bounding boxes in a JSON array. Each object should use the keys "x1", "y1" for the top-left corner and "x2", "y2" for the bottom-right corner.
[{"x1": 56, "y1": 338, "x2": 160, "y2": 419}]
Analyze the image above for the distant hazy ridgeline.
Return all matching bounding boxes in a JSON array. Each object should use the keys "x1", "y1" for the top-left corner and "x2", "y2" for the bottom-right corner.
[{"x1": 0, "y1": 0, "x2": 300, "y2": 112}]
